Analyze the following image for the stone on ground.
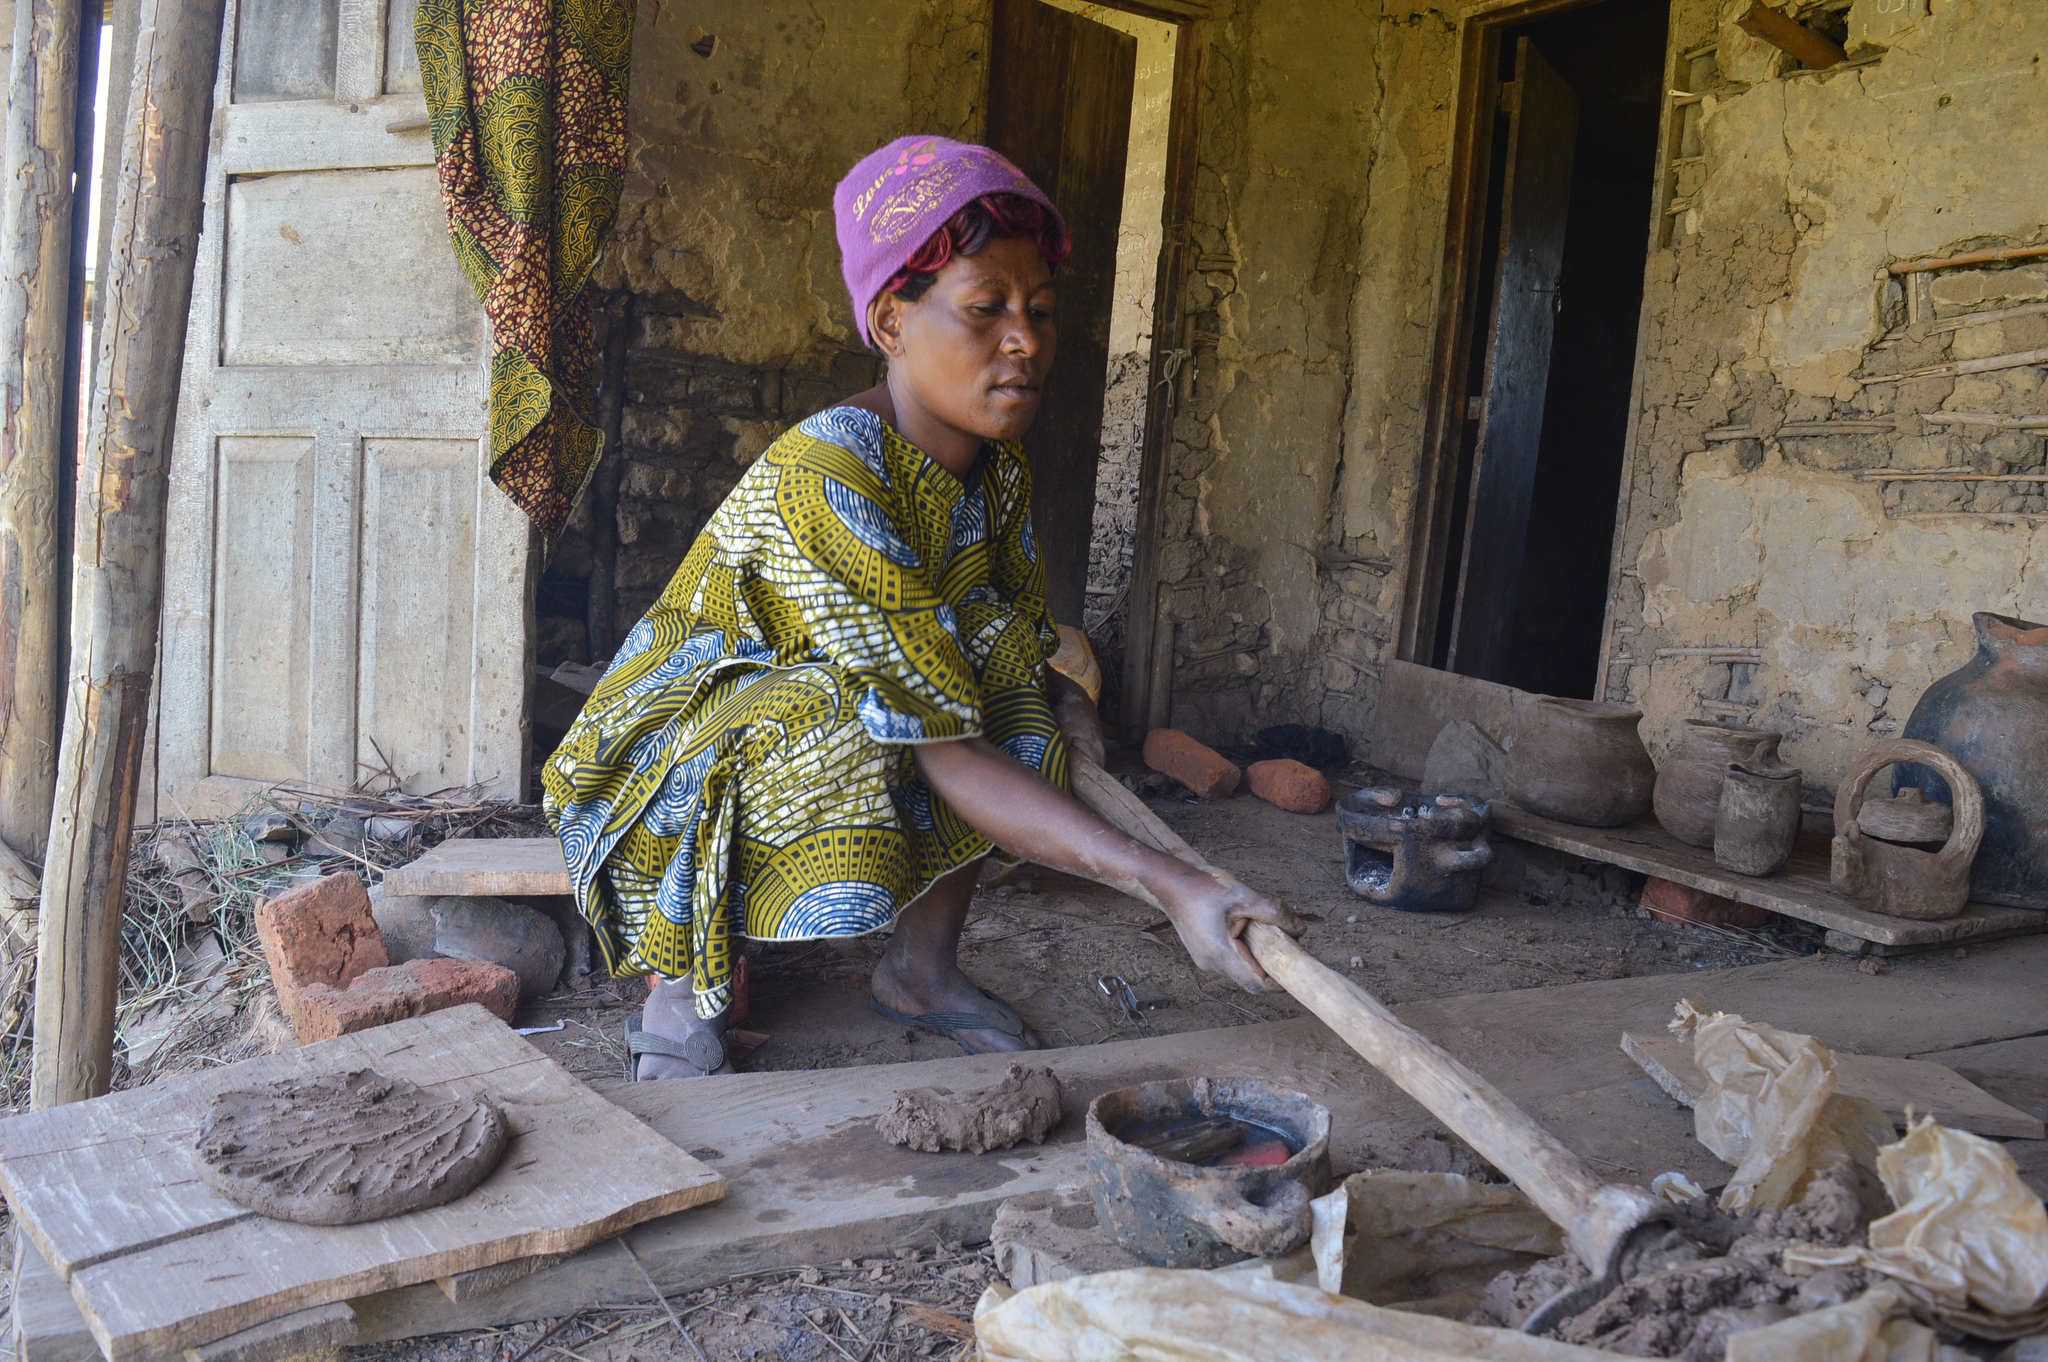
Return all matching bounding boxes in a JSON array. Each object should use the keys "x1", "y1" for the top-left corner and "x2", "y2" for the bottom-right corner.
[
  {"x1": 368, "y1": 883, "x2": 441, "y2": 966},
  {"x1": 1142, "y1": 729, "x2": 1242, "y2": 800},
  {"x1": 1423, "y1": 719, "x2": 1507, "y2": 802},
  {"x1": 1246, "y1": 758, "x2": 1332, "y2": 813},
  {"x1": 431, "y1": 895, "x2": 566, "y2": 1003},
  {"x1": 256, "y1": 873, "x2": 388, "y2": 1036}
]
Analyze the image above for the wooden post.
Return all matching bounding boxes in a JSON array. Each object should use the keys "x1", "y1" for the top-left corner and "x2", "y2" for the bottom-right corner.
[
  {"x1": 0, "y1": 0, "x2": 84, "y2": 871},
  {"x1": 31, "y1": 0, "x2": 225, "y2": 1108}
]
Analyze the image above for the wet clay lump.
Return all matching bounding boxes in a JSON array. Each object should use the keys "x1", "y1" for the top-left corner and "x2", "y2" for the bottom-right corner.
[{"x1": 876, "y1": 1064, "x2": 1064, "y2": 1154}]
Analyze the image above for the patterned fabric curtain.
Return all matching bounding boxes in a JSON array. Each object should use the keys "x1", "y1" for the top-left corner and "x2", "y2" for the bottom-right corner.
[{"x1": 415, "y1": 0, "x2": 635, "y2": 545}]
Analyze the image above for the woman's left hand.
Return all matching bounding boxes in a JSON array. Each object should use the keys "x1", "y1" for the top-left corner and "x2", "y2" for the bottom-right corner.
[{"x1": 1053, "y1": 683, "x2": 1107, "y2": 768}]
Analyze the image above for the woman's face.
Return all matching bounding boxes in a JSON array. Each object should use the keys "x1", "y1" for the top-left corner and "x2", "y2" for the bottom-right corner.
[{"x1": 875, "y1": 235, "x2": 1058, "y2": 445}]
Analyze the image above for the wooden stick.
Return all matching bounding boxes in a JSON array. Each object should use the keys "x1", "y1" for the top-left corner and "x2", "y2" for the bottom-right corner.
[
  {"x1": 1860, "y1": 346, "x2": 2048, "y2": 385},
  {"x1": 1890, "y1": 242, "x2": 2048, "y2": 276},
  {"x1": 1735, "y1": 0, "x2": 1845, "y2": 69},
  {"x1": 1066, "y1": 758, "x2": 1658, "y2": 1271},
  {"x1": 0, "y1": 0, "x2": 85, "y2": 873},
  {"x1": 31, "y1": 0, "x2": 225, "y2": 1108},
  {"x1": 1922, "y1": 411, "x2": 2048, "y2": 431}
]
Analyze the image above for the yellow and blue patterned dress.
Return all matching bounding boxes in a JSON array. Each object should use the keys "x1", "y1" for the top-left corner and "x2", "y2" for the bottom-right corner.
[{"x1": 541, "y1": 407, "x2": 1070, "y2": 1018}]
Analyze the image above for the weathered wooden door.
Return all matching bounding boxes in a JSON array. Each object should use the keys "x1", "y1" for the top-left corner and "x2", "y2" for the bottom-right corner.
[
  {"x1": 1447, "y1": 37, "x2": 1577, "y2": 684},
  {"x1": 158, "y1": 0, "x2": 530, "y2": 816},
  {"x1": 986, "y1": 0, "x2": 1135, "y2": 628}
]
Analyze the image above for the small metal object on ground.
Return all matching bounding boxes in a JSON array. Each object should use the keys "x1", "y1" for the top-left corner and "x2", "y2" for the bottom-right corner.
[{"x1": 1096, "y1": 974, "x2": 1168, "y2": 1023}]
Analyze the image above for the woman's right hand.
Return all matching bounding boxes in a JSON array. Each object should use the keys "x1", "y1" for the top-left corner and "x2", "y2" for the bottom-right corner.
[{"x1": 1157, "y1": 867, "x2": 1303, "y2": 992}]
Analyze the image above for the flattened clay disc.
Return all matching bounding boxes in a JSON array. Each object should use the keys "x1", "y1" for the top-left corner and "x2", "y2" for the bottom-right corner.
[{"x1": 196, "y1": 1068, "x2": 509, "y2": 1225}]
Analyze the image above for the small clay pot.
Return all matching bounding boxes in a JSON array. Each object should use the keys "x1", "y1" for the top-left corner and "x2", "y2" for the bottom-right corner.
[
  {"x1": 1832, "y1": 740, "x2": 1984, "y2": 921},
  {"x1": 1086, "y1": 1077, "x2": 1331, "y2": 1269},
  {"x1": 1653, "y1": 721, "x2": 1783, "y2": 848},
  {"x1": 1713, "y1": 762, "x2": 1802, "y2": 877},
  {"x1": 1504, "y1": 698, "x2": 1655, "y2": 828}
]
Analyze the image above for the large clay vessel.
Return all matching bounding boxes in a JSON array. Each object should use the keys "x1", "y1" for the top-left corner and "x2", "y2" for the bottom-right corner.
[
  {"x1": 1653, "y1": 721, "x2": 1783, "y2": 848},
  {"x1": 1504, "y1": 698, "x2": 1655, "y2": 828},
  {"x1": 1899, "y1": 612, "x2": 2048, "y2": 908}
]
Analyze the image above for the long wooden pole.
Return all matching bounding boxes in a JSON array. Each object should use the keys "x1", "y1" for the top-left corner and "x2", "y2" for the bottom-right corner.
[
  {"x1": 1068, "y1": 757, "x2": 1661, "y2": 1274},
  {"x1": 0, "y1": 0, "x2": 84, "y2": 871},
  {"x1": 32, "y1": 0, "x2": 225, "y2": 1108}
]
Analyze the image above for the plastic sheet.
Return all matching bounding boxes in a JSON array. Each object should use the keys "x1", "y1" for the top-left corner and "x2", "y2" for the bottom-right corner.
[
  {"x1": 1786, "y1": 1116, "x2": 2048, "y2": 1335},
  {"x1": 1672, "y1": 1000, "x2": 1893, "y2": 1213},
  {"x1": 1724, "y1": 1284, "x2": 1945, "y2": 1362},
  {"x1": 972, "y1": 1268, "x2": 1647, "y2": 1361}
]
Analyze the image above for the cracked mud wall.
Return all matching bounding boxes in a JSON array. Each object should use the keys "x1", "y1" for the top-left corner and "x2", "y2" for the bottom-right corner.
[
  {"x1": 1152, "y1": 0, "x2": 1381, "y2": 743},
  {"x1": 1613, "y1": 0, "x2": 2048, "y2": 790},
  {"x1": 539, "y1": 0, "x2": 987, "y2": 664}
]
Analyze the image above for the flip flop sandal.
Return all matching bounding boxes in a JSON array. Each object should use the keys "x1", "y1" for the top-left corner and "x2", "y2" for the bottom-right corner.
[
  {"x1": 624, "y1": 1016, "x2": 733, "y2": 1081},
  {"x1": 870, "y1": 992, "x2": 1039, "y2": 1055}
]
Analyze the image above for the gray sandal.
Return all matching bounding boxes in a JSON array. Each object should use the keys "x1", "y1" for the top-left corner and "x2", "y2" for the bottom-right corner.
[
  {"x1": 870, "y1": 993, "x2": 1040, "y2": 1054},
  {"x1": 624, "y1": 1016, "x2": 733, "y2": 1080}
]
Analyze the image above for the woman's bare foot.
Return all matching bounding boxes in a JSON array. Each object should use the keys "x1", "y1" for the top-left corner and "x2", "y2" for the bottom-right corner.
[
  {"x1": 630, "y1": 977, "x2": 732, "y2": 1080},
  {"x1": 870, "y1": 950, "x2": 1041, "y2": 1055}
]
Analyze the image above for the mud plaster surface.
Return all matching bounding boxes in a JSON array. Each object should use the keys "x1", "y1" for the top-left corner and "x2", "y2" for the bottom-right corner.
[
  {"x1": 1473, "y1": 1161, "x2": 1880, "y2": 1360},
  {"x1": 875, "y1": 1064, "x2": 1064, "y2": 1154},
  {"x1": 196, "y1": 1069, "x2": 510, "y2": 1226}
]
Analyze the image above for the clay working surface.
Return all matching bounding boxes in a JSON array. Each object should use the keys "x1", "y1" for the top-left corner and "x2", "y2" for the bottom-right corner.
[
  {"x1": 196, "y1": 1069, "x2": 510, "y2": 1225},
  {"x1": 876, "y1": 1064, "x2": 1063, "y2": 1153}
]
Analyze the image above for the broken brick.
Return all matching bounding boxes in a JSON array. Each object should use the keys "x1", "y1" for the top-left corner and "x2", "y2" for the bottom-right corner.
[
  {"x1": 256, "y1": 873, "x2": 388, "y2": 1036},
  {"x1": 1142, "y1": 728, "x2": 1241, "y2": 800},
  {"x1": 1246, "y1": 758, "x2": 1332, "y2": 814},
  {"x1": 292, "y1": 958, "x2": 521, "y2": 1044},
  {"x1": 1639, "y1": 876, "x2": 1772, "y2": 930}
]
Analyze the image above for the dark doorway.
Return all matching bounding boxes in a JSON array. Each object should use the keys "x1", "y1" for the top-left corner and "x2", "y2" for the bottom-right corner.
[{"x1": 1411, "y1": 1, "x2": 1668, "y2": 698}]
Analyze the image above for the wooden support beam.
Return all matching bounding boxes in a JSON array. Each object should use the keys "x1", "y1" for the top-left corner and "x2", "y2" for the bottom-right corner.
[
  {"x1": 31, "y1": 0, "x2": 224, "y2": 1108},
  {"x1": 0, "y1": 0, "x2": 85, "y2": 871},
  {"x1": 1735, "y1": 1, "x2": 1846, "y2": 69}
]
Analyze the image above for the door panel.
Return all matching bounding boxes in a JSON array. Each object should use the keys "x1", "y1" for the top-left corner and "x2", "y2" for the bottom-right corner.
[
  {"x1": 1447, "y1": 37, "x2": 1577, "y2": 684},
  {"x1": 160, "y1": 0, "x2": 529, "y2": 815},
  {"x1": 986, "y1": 0, "x2": 1135, "y2": 628}
]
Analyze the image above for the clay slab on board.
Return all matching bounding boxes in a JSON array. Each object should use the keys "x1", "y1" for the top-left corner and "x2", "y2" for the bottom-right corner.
[
  {"x1": 197, "y1": 1070, "x2": 510, "y2": 1226},
  {"x1": 877, "y1": 1064, "x2": 1064, "y2": 1153}
]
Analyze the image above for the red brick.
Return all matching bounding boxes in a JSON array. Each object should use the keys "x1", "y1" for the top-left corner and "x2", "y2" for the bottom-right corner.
[
  {"x1": 1246, "y1": 759, "x2": 1332, "y2": 814},
  {"x1": 256, "y1": 873, "x2": 387, "y2": 1035},
  {"x1": 1639, "y1": 876, "x2": 1772, "y2": 930},
  {"x1": 292, "y1": 958, "x2": 521, "y2": 1044},
  {"x1": 1142, "y1": 728, "x2": 1242, "y2": 799}
]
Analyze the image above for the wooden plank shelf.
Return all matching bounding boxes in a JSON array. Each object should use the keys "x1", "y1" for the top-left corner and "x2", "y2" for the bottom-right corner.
[
  {"x1": 383, "y1": 838, "x2": 570, "y2": 898},
  {"x1": 1491, "y1": 805, "x2": 2048, "y2": 953}
]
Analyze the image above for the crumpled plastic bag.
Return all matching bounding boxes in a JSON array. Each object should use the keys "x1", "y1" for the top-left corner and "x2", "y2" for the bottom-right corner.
[
  {"x1": 972, "y1": 1267, "x2": 1636, "y2": 1362},
  {"x1": 1725, "y1": 1284, "x2": 1946, "y2": 1362},
  {"x1": 1785, "y1": 1115, "x2": 2048, "y2": 1334},
  {"x1": 1307, "y1": 1169, "x2": 1563, "y2": 1314},
  {"x1": 1673, "y1": 1000, "x2": 1894, "y2": 1214}
]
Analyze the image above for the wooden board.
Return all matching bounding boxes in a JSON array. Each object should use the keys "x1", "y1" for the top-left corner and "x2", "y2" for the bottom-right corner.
[
  {"x1": 184, "y1": 1303, "x2": 356, "y2": 1362},
  {"x1": 382, "y1": 838, "x2": 569, "y2": 898},
  {"x1": 1492, "y1": 804, "x2": 2048, "y2": 949},
  {"x1": 1621, "y1": 1031, "x2": 2046, "y2": 1139},
  {"x1": 21, "y1": 939, "x2": 2048, "y2": 1360},
  {"x1": 1367, "y1": 659, "x2": 1536, "y2": 781},
  {"x1": 0, "y1": 1006, "x2": 723, "y2": 1361}
]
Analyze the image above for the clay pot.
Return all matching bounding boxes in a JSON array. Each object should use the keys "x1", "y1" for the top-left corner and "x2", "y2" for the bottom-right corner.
[
  {"x1": 1086, "y1": 1078, "x2": 1331, "y2": 1269},
  {"x1": 1832, "y1": 740, "x2": 1983, "y2": 921},
  {"x1": 1337, "y1": 787, "x2": 1493, "y2": 913},
  {"x1": 1713, "y1": 763, "x2": 1802, "y2": 877},
  {"x1": 1653, "y1": 721, "x2": 1784, "y2": 848},
  {"x1": 1504, "y1": 699, "x2": 1655, "y2": 828},
  {"x1": 1899, "y1": 612, "x2": 2048, "y2": 908}
]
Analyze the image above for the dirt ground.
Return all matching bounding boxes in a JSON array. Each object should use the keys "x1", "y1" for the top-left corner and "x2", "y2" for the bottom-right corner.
[{"x1": 514, "y1": 781, "x2": 1808, "y2": 1090}]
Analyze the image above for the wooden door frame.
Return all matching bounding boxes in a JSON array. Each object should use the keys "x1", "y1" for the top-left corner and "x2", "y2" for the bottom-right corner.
[
  {"x1": 1397, "y1": 0, "x2": 1676, "y2": 694},
  {"x1": 985, "y1": 0, "x2": 1207, "y2": 737}
]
